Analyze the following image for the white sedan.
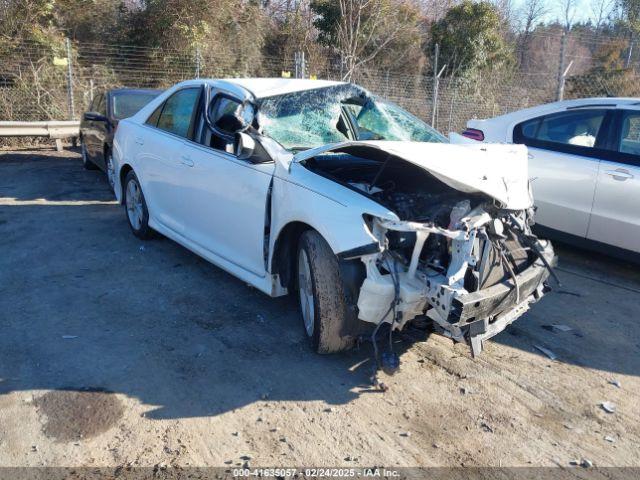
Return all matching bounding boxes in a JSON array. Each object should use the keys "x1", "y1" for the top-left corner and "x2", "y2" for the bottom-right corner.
[
  {"x1": 464, "y1": 98, "x2": 640, "y2": 258},
  {"x1": 113, "y1": 78, "x2": 555, "y2": 359}
]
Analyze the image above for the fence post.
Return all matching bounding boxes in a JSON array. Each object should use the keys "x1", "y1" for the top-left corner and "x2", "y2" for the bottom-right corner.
[
  {"x1": 65, "y1": 38, "x2": 75, "y2": 120},
  {"x1": 448, "y1": 86, "x2": 456, "y2": 133},
  {"x1": 556, "y1": 31, "x2": 567, "y2": 101},
  {"x1": 195, "y1": 45, "x2": 201, "y2": 78},
  {"x1": 294, "y1": 51, "x2": 306, "y2": 79},
  {"x1": 431, "y1": 43, "x2": 439, "y2": 127},
  {"x1": 626, "y1": 38, "x2": 634, "y2": 69}
]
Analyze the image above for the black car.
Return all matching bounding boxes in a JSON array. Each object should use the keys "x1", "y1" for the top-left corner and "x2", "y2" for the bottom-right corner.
[{"x1": 80, "y1": 88, "x2": 162, "y2": 190}]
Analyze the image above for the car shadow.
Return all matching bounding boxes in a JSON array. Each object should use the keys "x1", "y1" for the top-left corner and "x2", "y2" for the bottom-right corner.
[
  {"x1": 1, "y1": 151, "x2": 639, "y2": 422},
  {"x1": 490, "y1": 241, "x2": 640, "y2": 377},
  {"x1": 0, "y1": 149, "x2": 114, "y2": 203}
]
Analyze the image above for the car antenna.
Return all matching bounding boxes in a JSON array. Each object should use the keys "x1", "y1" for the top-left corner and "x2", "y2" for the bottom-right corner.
[{"x1": 369, "y1": 153, "x2": 392, "y2": 193}]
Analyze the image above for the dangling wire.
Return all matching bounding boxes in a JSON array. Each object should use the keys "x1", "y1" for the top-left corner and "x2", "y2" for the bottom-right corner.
[{"x1": 497, "y1": 240, "x2": 520, "y2": 304}]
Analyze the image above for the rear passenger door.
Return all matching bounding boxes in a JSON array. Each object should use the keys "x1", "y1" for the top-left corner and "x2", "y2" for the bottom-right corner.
[
  {"x1": 587, "y1": 109, "x2": 640, "y2": 252},
  {"x1": 513, "y1": 108, "x2": 614, "y2": 237},
  {"x1": 136, "y1": 86, "x2": 202, "y2": 234}
]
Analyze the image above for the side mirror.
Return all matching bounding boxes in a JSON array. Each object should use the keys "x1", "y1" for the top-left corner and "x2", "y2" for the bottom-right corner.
[
  {"x1": 234, "y1": 132, "x2": 255, "y2": 160},
  {"x1": 84, "y1": 112, "x2": 109, "y2": 123},
  {"x1": 207, "y1": 96, "x2": 255, "y2": 134},
  {"x1": 233, "y1": 132, "x2": 272, "y2": 164}
]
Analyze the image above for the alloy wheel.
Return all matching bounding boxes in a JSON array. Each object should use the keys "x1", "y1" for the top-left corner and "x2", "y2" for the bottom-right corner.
[
  {"x1": 298, "y1": 249, "x2": 315, "y2": 337},
  {"x1": 126, "y1": 179, "x2": 144, "y2": 230}
]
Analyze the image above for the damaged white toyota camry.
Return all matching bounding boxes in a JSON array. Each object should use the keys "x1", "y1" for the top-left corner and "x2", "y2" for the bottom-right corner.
[{"x1": 112, "y1": 78, "x2": 556, "y2": 359}]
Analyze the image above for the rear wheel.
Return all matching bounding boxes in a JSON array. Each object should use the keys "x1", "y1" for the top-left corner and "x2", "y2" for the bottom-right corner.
[
  {"x1": 123, "y1": 170, "x2": 153, "y2": 239},
  {"x1": 105, "y1": 150, "x2": 115, "y2": 192},
  {"x1": 81, "y1": 140, "x2": 97, "y2": 170},
  {"x1": 297, "y1": 230, "x2": 355, "y2": 354}
]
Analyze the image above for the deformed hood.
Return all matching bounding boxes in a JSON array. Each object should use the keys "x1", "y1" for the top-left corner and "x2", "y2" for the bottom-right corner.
[{"x1": 293, "y1": 140, "x2": 533, "y2": 210}]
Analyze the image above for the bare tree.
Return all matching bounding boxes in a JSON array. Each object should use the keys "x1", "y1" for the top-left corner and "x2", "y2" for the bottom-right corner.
[
  {"x1": 491, "y1": 0, "x2": 515, "y2": 25},
  {"x1": 519, "y1": 0, "x2": 547, "y2": 34},
  {"x1": 559, "y1": 0, "x2": 577, "y2": 31},
  {"x1": 335, "y1": 0, "x2": 406, "y2": 80},
  {"x1": 417, "y1": 0, "x2": 459, "y2": 22},
  {"x1": 591, "y1": 0, "x2": 615, "y2": 31},
  {"x1": 518, "y1": 0, "x2": 548, "y2": 68}
]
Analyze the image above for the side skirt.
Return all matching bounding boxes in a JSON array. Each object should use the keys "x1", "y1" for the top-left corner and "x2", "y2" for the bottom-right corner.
[{"x1": 148, "y1": 217, "x2": 288, "y2": 298}]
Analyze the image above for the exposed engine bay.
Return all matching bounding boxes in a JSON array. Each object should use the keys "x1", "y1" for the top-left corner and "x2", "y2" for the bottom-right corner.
[{"x1": 302, "y1": 147, "x2": 556, "y2": 357}]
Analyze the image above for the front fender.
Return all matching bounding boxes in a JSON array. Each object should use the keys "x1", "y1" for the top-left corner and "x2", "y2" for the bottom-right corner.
[
  {"x1": 112, "y1": 120, "x2": 133, "y2": 203},
  {"x1": 269, "y1": 163, "x2": 396, "y2": 266}
]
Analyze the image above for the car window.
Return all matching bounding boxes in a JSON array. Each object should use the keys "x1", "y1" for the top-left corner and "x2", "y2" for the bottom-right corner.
[
  {"x1": 258, "y1": 84, "x2": 446, "y2": 151},
  {"x1": 156, "y1": 88, "x2": 201, "y2": 138},
  {"x1": 146, "y1": 103, "x2": 163, "y2": 127},
  {"x1": 618, "y1": 111, "x2": 640, "y2": 156},
  {"x1": 516, "y1": 109, "x2": 606, "y2": 149},
  {"x1": 96, "y1": 95, "x2": 106, "y2": 116},
  {"x1": 89, "y1": 95, "x2": 99, "y2": 112},
  {"x1": 112, "y1": 92, "x2": 160, "y2": 120},
  {"x1": 355, "y1": 98, "x2": 443, "y2": 143}
]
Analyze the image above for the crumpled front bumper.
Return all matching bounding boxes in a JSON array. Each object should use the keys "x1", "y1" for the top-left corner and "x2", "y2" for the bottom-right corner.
[{"x1": 443, "y1": 240, "x2": 556, "y2": 356}]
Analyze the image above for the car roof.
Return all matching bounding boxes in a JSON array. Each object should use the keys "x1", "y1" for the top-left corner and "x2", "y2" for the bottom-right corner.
[
  {"x1": 108, "y1": 88, "x2": 163, "y2": 96},
  {"x1": 478, "y1": 97, "x2": 640, "y2": 124},
  {"x1": 213, "y1": 78, "x2": 346, "y2": 99}
]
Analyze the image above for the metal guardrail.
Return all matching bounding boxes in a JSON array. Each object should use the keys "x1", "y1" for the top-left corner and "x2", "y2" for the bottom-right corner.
[{"x1": 0, "y1": 120, "x2": 80, "y2": 151}]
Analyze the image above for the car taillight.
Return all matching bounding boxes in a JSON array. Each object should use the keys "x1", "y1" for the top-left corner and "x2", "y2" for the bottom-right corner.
[{"x1": 461, "y1": 128, "x2": 484, "y2": 141}]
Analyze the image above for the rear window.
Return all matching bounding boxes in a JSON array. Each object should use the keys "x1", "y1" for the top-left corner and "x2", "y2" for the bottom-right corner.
[
  {"x1": 112, "y1": 92, "x2": 160, "y2": 120},
  {"x1": 619, "y1": 111, "x2": 640, "y2": 155}
]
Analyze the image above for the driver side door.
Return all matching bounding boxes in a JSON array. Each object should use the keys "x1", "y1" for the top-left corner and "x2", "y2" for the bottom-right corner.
[{"x1": 180, "y1": 89, "x2": 275, "y2": 277}]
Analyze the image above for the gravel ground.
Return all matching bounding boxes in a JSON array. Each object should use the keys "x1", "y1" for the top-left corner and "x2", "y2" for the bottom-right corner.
[{"x1": 1, "y1": 148, "x2": 639, "y2": 470}]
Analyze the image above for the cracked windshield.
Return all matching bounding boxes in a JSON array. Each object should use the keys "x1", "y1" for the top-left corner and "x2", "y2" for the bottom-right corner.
[{"x1": 257, "y1": 84, "x2": 447, "y2": 150}]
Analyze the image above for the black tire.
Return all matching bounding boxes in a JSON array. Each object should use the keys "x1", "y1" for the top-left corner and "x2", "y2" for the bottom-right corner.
[
  {"x1": 81, "y1": 140, "x2": 97, "y2": 170},
  {"x1": 123, "y1": 170, "x2": 153, "y2": 239},
  {"x1": 297, "y1": 230, "x2": 355, "y2": 354},
  {"x1": 105, "y1": 149, "x2": 116, "y2": 192}
]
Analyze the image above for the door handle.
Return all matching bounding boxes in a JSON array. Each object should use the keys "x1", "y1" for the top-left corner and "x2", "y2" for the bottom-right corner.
[
  {"x1": 180, "y1": 155, "x2": 194, "y2": 167},
  {"x1": 527, "y1": 153, "x2": 534, "y2": 160},
  {"x1": 605, "y1": 168, "x2": 634, "y2": 181},
  {"x1": 135, "y1": 136, "x2": 144, "y2": 145}
]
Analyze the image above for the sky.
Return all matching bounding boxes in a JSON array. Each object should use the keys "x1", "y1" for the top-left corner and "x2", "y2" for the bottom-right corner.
[{"x1": 511, "y1": 0, "x2": 605, "y2": 25}]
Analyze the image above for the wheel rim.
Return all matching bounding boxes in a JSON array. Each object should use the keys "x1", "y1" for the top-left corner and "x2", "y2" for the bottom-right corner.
[
  {"x1": 126, "y1": 179, "x2": 144, "y2": 230},
  {"x1": 298, "y1": 249, "x2": 315, "y2": 337},
  {"x1": 106, "y1": 154, "x2": 115, "y2": 190},
  {"x1": 81, "y1": 143, "x2": 88, "y2": 164}
]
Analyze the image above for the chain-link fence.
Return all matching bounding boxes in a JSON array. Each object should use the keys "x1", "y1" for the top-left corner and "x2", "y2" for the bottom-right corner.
[{"x1": 2, "y1": 34, "x2": 640, "y2": 137}]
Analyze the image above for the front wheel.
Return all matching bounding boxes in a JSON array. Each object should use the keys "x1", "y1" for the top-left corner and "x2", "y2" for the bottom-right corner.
[
  {"x1": 297, "y1": 230, "x2": 355, "y2": 354},
  {"x1": 123, "y1": 170, "x2": 153, "y2": 239}
]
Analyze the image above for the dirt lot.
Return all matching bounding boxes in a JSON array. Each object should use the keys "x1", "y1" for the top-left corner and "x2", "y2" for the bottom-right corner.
[{"x1": 1, "y1": 148, "x2": 639, "y2": 470}]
